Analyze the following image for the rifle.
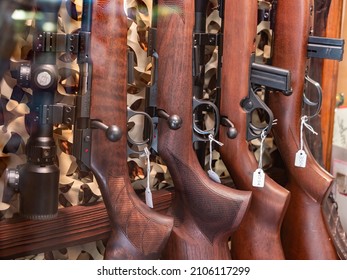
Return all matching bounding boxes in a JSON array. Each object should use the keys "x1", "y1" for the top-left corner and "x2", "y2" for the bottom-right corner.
[
  {"x1": 218, "y1": 0, "x2": 291, "y2": 259},
  {"x1": 156, "y1": 0, "x2": 251, "y2": 260},
  {"x1": 85, "y1": 0, "x2": 173, "y2": 259},
  {"x1": 268, "y1": 0, "x2": 344, "y2": 259}
]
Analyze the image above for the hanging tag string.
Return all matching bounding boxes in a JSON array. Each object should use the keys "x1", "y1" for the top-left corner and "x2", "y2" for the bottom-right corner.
[
  {"x1": 208, "y1": 134, "x2": 224, "y2": 172},
  {"x1": 252, "y1": 128, "x2": 267, "y2": 188},
  {"x1": 142, "y1": 147, "x2": 153, "y2": 208},
  {"x1": 258, "y1": 129, "x2": 267, "y2": 169},
  {"x1": 144, "y1": 147, "x2": 151, "y2": 191},
  {"x1": 300, "y1": 115, "x2": 318, "y2": 150}
]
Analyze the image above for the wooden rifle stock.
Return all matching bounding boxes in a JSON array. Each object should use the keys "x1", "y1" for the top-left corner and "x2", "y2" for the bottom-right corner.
[
  {"x1": 89, "y1": 0, "x2": 173, "y2": 259},
  {"x1": 218, "y1": 0, "x2": 290, "y2": 260},
  {"x1": 156, "y1": 0, "x2": 251, "y2": 260},
  {"x1": 268, "y1": 0, "x2": 338, "y2": 259}
]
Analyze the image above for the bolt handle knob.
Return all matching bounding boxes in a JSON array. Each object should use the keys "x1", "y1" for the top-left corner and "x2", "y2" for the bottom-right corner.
[
  {"x1": 91, "y1": 120, "x2": 122, "y2": 142},
  {"x1": 157, "y1": 110, "x2": 182, "y2": 130},
  {"x1": 221, "y1": 117, "x2": 238, "y2": 139}
]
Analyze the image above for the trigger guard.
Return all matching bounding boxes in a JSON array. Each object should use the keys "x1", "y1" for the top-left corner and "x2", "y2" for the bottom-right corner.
[
  {"x1": 126, "y1": 107, "x2": 153, "y2": 150},
  {"x1": 304, "y1": 75, "x2": 323, "y2": 119},
  {"x1": 303, "y1": 93, "x2": 319, "y2": 106},
  {"x1": 243, "y1": 88, "x2": 274, "y2": 140},
  {"x1": 192, "y1": 97, "x2": 220, "y2": 140},
  {"x1": 249, "y1": 122, "x2": 271, "y2": 138},
  {"x1": 249, "y1": 123, "x2": 265, "y2": 135}
]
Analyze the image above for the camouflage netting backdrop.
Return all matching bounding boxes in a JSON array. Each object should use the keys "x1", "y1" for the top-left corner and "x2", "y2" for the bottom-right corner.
[{"x1": 0, "y1": 0, "x2": 274, "y2": 259}]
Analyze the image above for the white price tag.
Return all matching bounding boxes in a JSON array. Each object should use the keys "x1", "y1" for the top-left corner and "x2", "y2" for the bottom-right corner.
[
  {"x1": 208, "y1": 170, "x2": 221, "y2": 183},
  {"x1": 252, "y1": 168, "x2": 265, "y2": 188},
  {"x1": 295, "y1": 149, "x2": 307, "y2": 168},
  {"x1": 145, "y1": 187, "x2": 153, "y2": 208},
  {"x1": 207, "y1": 134, "x2": 223, "y2": 184},
  {"x1": 143, "y1": 147, "x2": 153, "y2": 208}
]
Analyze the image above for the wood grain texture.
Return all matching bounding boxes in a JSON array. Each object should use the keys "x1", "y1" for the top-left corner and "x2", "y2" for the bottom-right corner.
[
  {"x1": 0, "y1": 189, "x2": 174, "y2": 259},
  {"x1": 268, "y1": 0, "x2": 338, "y2": 259},
  {"x1": 0, "y1": 202, "x2": 110, "y2": 259},
  {"x1": 89, "y1": 0, "x2": 173, "y2": 260},
  {"x1": 156, "y1": 0, "x2": 251, "y2": 260},
  {"x1": 218, "y1": 0, "x2": 290, "y2": 260}
]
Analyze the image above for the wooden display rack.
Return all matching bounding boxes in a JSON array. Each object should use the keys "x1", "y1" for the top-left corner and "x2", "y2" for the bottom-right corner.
[
  {"x1": 0, "y1": 0, "x2": 345, "y2": 260},
  {"x1": 0, "y1": 189, "x2": 173, "y2": 259}
]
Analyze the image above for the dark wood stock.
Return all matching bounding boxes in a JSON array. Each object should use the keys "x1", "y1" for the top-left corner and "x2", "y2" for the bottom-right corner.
[
  {"x1": 218, "y1": 0, "x2": 290, "y2": 260},
  {"x1": 156, "y1": 0, "x2": 251, "y2": 260},
  {"x1": 89, "y1": 0, "x2": 173, "y2": 260},
  {"x1": 268, "y1": 0, "x2": 338, "y2": 259}
]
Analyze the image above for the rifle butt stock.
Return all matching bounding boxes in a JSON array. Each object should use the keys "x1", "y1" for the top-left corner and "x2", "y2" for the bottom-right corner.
[
  {"x1": 218, "y1": 0, "x2": 290, "y2": 260},
  {"x1": 268, "y1": 0, "x2": 338, "y2": 259},
  {"x1": 156, "y1": 0, "x2": 251, "y2": 260},
  {"x1": 89, "y1": 0, "x2": 173, "y2": 260}
]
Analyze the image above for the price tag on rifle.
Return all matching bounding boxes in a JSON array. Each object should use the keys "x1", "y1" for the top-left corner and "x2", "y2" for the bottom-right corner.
[
  {"x1": 252, "y1": 129, "x2": 267, "y2": 188},
  {"x1": 208, "y1": 170, "x2": 221, "y2": 183},
  {"x1": 145, "y1": 187, "x2": 153, "y2": 208},
  {"x1": 143, "y1": 147, "x2": 153, "y2": 208},
  {"x1": 295, "y1": 116, "x2": 317, "y2": 168},
  {"x1": 252, "y1": 168, "x2": 265, "y2": 188},
  {"x1": 207, "y1": 134, "x2": 223, "y2": 184},
  {"x1": 294, "y1": 149, "x2": 307, "y2": 168}
]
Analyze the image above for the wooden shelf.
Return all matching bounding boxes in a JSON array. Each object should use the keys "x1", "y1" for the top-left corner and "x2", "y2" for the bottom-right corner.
[{"x1": 0, "y1": 188, "x2": 173, "y2": 259}]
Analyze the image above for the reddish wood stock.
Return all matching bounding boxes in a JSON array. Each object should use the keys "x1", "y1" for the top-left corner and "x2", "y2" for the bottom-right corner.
[
  {"x1": 89, "y1": 0, "x2": 173, "y2": 259},
  {"x1": 218, "y1": 0, "x2": 290, "y2": 260},
  {"x1": 268, "y1": 0, "x2": 338, "y2": 259},
  {"x1": 156, "y1": 0, "x2": 251, "y2": 260}
]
